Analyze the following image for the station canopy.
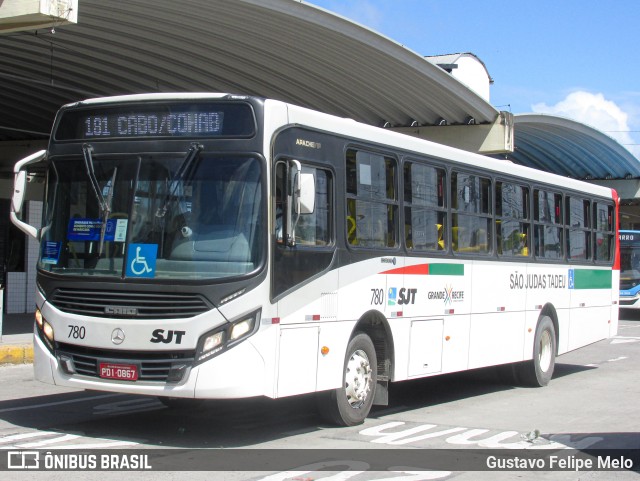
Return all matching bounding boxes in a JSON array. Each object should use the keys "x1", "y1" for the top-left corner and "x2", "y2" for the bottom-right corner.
[{"x1": 1, "y1": 0, "x2": 638, "y2": 180}]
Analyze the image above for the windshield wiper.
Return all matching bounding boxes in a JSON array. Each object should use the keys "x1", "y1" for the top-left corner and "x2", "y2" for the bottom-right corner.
[
  {"x1": 82, "y1": 144, "x2": 117, "y2": 256},
  {"x1": 155, "y1": 142, "x2": 203, "y2": 218}
]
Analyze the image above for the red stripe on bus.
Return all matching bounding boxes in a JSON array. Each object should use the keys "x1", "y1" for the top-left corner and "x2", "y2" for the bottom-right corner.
[
  {"x1": 380, "y1": 264, "x2": 429, "y2": 275},
  {"x1": 612, "y1": 188, "x2": 620, "y2": 271}
]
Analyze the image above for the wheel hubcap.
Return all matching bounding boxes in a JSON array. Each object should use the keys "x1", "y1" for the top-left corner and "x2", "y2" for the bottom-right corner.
[
  {"x1": 539, "y1": 330, "x2": 552, "y2": 372},
  {"x1": 345, "y1": 349, "x2": 372, "y2": 408}
]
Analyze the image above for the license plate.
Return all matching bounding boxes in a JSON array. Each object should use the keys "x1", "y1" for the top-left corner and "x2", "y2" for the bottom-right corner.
[{"x1": 99, "y1": 362, "x2": 138, "y2": 381}]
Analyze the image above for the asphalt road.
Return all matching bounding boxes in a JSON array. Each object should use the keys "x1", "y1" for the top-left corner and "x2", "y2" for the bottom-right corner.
[{"x1": 0, "y1": 315, "x2": 638, "y2": 480}]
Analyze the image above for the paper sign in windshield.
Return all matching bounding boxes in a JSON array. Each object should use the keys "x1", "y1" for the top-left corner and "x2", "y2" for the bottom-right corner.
[
  {"x1": 67, "y1": 218, "x2": 127, "y2": 242},
  {"x1": 41, "y1": 241, "x2": 61, "y2": 265}
]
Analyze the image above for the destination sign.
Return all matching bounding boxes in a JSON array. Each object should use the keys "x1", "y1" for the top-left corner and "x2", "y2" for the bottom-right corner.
[
  {"x1": 83, "y1": 111, "x2": 223, "y2": 138},
  {"x1": 54, "y1": 102, "x2": 255, "y2": 140},
  {"x1": 620, "y1": 232, "x2": 640, "y2": 245}
]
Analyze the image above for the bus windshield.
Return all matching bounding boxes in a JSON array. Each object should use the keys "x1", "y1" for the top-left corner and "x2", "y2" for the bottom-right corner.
[
  {"x1": 620, "y1": 234, "x2": 640, "y2": 290},
  {"x1": 39, "y1": 151, "x2": 264, "y2": 280}
]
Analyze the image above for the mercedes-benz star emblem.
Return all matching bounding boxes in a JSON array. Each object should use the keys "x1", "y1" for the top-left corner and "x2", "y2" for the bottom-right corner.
[{"x1": 111, "y1": 328, "x2": 125, "y2": 345}]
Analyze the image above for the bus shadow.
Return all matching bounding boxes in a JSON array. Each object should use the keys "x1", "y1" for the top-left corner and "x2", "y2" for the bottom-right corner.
[
  {"x1": 552, "y1": 361, "x2": 597, "y2": 379},
  {"x1": 554, "y1": 431, "x2": 640, "y2": 450},
  {"x1": 0, "y1": 389, "x2": 324, "y2": 448},
  {"x1": 371, "y1": 362, "x2": 597, "y2": 415},
  {"x1": 0, "y1": 362, "x2": 599, "y2": 449},
  {"x1": 376, "y1": 366, "x2": 513, "y2": 412},
  {"x1": 619, "y1": 308, "x2": 640, "y2": 321}
]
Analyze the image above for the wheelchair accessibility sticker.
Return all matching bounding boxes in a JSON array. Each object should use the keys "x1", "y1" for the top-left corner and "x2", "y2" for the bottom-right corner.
[{"x1": 126, "y1": 243, "x2": 157, "y2": 278}]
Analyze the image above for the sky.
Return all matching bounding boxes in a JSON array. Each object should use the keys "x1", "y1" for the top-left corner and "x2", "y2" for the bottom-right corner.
[{"x1": 307, "y1": 0, "x2": 640, "y2": 159}]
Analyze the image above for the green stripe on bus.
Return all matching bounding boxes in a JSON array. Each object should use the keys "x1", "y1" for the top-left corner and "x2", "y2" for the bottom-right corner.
[
  {"x1": 572, "y1": 269, "x2": 612, "y2": 289},
  {"x1": 429, "y1": 263, "x2": 464, "y2": 276}
]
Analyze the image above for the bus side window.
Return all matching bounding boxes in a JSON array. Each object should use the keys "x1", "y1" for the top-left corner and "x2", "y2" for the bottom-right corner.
[
  {"x1": 533, "y1": 189, "x2": 563, "y2": 259},
  {"x1": 274, "y1": 162, "x2": 286, "y2": 244},
  {"x1": 345, "y1": 149, "x2": 398, "y2": 249},
  {"x1": 275, "y1": 162, "x2": 332, "y2": 247},
  {"x1": 496, "y1": 181, "x2": 530, "y2": 257},
  {"x1": 451, "y1": 171, "x2": 491, "y2": 254},
  {"x1": 594, "y1": 202, "x2": 614, "y2": 262},
  {"x1": 295, "y1": 168, "x2": 332, "y2": 246},
  {"x1": 566, "y1": 197, "x2": 591, "y2": 260},
  {"x1": 404, "y1": 160, "x2": 447, "y2": 252}
]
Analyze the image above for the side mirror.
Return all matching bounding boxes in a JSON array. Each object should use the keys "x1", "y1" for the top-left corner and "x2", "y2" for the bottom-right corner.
[
  {"x1": 285, "y1": 160, "x2": 316, "y2": 246},
  {"x1": 297, "y1": 172, "x2": 315, "y2": 215},
  {"x1": 12, "y1": 170, "x2": 27, "y2": 215},
  {"x1": 10, "y1": 150, "x2": 47, "y2": 239}
]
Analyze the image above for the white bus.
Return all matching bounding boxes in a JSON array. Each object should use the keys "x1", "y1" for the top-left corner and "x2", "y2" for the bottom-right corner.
[{"x1": 12, "y1": 93, "x2": 619, "y2": 426}]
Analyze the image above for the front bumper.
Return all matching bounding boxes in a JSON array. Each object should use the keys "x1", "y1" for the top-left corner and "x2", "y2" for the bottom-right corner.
[
  {"x1": 34, "y1": 329, "x2": 269, "y2": 399},
  {"x1": 619, "y1": 296, "x2": 640, "y2": 308}
]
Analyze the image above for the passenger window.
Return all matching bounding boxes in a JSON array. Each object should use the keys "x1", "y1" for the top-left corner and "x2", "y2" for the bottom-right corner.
[
  {"x1": 451, "y1": 171, "x2": 491, "y2": 254},
  {"x1": 566, "y1": 197, "x2": 591, "y2": 260},
  {"x1": 346, "y1": 149, "x2": 398, "y2": 248},
  {"x1": 594, "y1": 202, "x2": 614, "y2": 262},
  {"x1": 404, "y1": 161, "x2": 446, "y2": 251},
  {"x1": 533, "y1": 189, "x2": 563, "y2": 259},
  {"x1": 496, "y1": 181, "x2": 530, "y2": 257}
]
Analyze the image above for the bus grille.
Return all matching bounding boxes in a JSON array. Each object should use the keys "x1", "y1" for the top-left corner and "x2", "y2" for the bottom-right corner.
[
  {"x1": 57, "y1": 343, "x2": 195, "y2": 382},
  {"x1": 620, "y1": 280, "x2": 639, "y2": 290},
  {"x1": 49, "y1": 288, "x2": 211, "y2": 319}
]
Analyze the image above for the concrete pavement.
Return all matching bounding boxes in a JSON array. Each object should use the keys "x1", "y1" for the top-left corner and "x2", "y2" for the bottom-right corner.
[{"x1": 0, "y1": 313, "x2": 34, "y2": 365}]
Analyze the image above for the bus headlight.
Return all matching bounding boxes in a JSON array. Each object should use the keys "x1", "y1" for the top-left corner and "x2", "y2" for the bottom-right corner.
[
  {"x1": 35, "y1": 309, "x2": 55, "y2": 352},
  {"x1": 195, "y1": 309, "x2": 261, "y2": 365},
  {"x1": 35, "y1": 309, "x2": 43, "y2": 329},
  {"x1": 43, "y1": 321, "x2": 55, "y2": 342},
  {"x1": 203, "y1": 331, "x2": 225, "y2": 353},
  {"x1": 230, "y1": 317, "x2": 255, "y2": 341},
  {"x1": 228, "y1": 310, "x2": 260, "y2": 343}
]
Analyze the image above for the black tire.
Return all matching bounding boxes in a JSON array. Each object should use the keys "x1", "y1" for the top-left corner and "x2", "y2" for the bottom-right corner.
[
  {"x1": 517, "y1": 315, "x2": 557, "y2": 387},
  {"x1": 317, "y1": 332, "x2": 377, "y2": 426}
]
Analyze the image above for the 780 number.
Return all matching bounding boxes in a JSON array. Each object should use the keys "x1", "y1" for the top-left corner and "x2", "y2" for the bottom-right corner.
[
  {"x1": 370, "y1": 288, "x2": 384, "y2": 305},
  {"x1": 68, "y1": 325, "x2": 86, "y2": 339}
]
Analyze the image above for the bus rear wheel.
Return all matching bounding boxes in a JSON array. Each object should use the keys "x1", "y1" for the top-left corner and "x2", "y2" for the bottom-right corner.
[
  {"x1": 517, "y1": 315, "x2": 557, "y2": 387},
  {"x1": 317, "y1": 332, "x2": 377, "y2": 426}
]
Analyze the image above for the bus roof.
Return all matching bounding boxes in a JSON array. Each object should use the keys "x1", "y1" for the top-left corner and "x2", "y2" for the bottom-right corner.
[
  {"x1": 58, "y1": 93, "x2": 614, "y2": 200},
  {"x1": 283, "y1": 99, "x2": 615, "y2": 199}
]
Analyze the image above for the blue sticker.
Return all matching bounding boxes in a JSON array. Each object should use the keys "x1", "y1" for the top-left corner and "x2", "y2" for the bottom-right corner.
[
  {"x1": 41, "y1": 241, "x2": 61, "y2": 265},
  {"x1": 126, "y1": 243, "x2": 158, "y2": 278},
  {"x1": 68, "y1": 218, "x2": 119, "y2": 242},
  {"x1": 568, "y1": 269, "x2": 575, "y2": 289},
  {"x1": 388, "y1": 287, "x2": 397, "y2": 306}
]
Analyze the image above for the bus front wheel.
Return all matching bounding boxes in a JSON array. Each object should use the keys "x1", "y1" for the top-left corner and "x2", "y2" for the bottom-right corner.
[
  {"x1": 518, "y1": 315, "x2": 557, "y2": 387},
  {"x1": 316, "y1": 332, "x2": 377, "y2": 426}
]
